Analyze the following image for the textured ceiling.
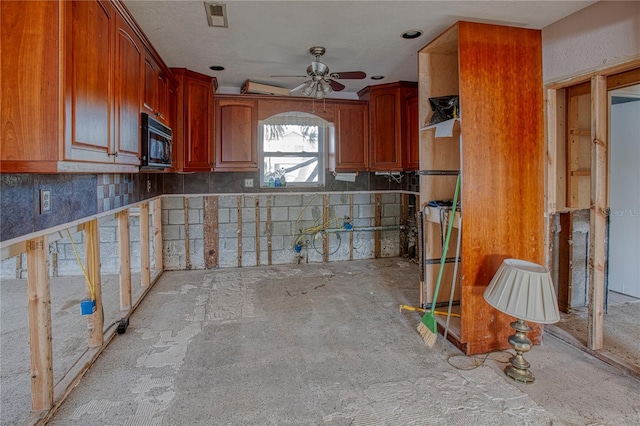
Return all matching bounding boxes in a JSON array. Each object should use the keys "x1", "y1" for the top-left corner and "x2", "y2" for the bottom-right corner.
[{"x1": 123, "y1": 0, "x2": 597, "y2": 99}]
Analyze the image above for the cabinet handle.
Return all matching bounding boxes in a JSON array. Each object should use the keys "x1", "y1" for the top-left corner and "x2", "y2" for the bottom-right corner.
[{"x1": 109, "y1": 151, "x2": 118, "y2": 158}]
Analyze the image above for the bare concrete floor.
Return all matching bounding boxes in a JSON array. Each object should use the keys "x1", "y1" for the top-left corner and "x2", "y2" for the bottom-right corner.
[{"x1": 26, "y1": 259, "x2": 640, "y2": 424}]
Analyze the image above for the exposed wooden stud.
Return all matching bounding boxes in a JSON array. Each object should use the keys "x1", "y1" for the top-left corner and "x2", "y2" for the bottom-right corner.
[
  {"x1": 237, "y1": 195, "x2": 243, "y2": 268},
  {"x1": 349, "y1": 194, "x2": 354, "y2": 261},
  {"x1": 117, "y1": 210, "x2": 132, "y2": 311},
  {"x1": 323, "y1": 194, "x2": 329, "y2": 262},
  {"x1": 83, "y1": 220, "x2": 103, "y2": 348},
  {"x1": 203, "y1": 196, "x2": 219, "y2": 269},
  {"x1": 557, "y1": 212, "x2": 574, "y2": 313},
  {"x1": 26, "y1": 236, "x2": 54, "y2": 411},
  {"x1": 183, "y1": 197, "x2": 192, "y2": 270},
  {"x1": 140, "y1": 202, "x2": 150, "y2": 287},
  {"x1": 374, "y1": 194, "x2": 382, "y2": 258},
  {"x1": 267, "y1": 195, "x2": 273, "y2": 265},
  {"x1": 588, "y1": 74, "x2": 608, "y2": 351},
  {"x1": 400, "y1": 193, "x2": 409, "y2": 256},
  {"x1": 152, "y1": 199, "x2": 163, "y2": 273},
  {"x1": 546, "y1": 88, "x2": 558, "y2": 214},
  {"x1": 255, "y1": 197, "x2": 261, "y2": 266}
]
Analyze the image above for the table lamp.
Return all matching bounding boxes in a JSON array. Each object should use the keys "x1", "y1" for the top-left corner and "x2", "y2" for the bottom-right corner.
[{"x1": 483, "y1": 258, "x2": 560, "y2": 383}]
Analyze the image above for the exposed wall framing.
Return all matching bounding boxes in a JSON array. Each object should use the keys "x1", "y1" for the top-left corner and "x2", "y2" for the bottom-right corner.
[
  {"x1": 0, "y1": 197, "x2": 165, "y2": 424},
  {"x1": 545, "y1": 57, "x2": 640, "y2": 352}
]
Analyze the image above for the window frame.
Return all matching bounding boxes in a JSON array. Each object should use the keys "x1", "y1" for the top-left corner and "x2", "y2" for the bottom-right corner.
[{"x1": 258, "y1": 113, "x2": 331, "y2": 188}]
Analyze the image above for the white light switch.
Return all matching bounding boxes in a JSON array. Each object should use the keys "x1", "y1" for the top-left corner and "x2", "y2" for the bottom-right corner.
[{"x1": 244, "y1": 178, "x2": 254, "y2": 188}]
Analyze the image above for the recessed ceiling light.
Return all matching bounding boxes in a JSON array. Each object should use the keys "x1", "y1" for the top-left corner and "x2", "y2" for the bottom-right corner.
[
  {"x1": 401, "y1": 30, "x2": 423, "y2": 39},
  {"x1": 371, "y1": 75, "x2": 385, "y2": 80},
  {"x1": 209, "y1": 65, "x2": 225, "y2": 71}
]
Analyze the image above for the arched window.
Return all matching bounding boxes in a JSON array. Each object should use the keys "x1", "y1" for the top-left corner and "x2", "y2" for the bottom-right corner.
[{"x1": 259, "y1": 111, "x2": 334, "y2": 187}]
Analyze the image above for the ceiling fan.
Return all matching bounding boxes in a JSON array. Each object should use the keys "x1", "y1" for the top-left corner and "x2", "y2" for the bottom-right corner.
[{"x1": 272, "y1": 46, "x2": 366, "y2": 98}]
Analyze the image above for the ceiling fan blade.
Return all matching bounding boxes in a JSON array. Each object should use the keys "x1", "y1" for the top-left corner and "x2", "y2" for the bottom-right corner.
[
  {"x1": 290, "y1": 81, "x2": 309, "y2": 92},
  {"x1": 328, "y1": 79, "x2": 345, "y2": 92},
  {"x1": 330, "y1": 71, "x2": 366, "y2": 80}
]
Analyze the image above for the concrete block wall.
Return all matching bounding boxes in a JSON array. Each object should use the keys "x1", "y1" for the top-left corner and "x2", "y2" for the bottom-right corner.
[
  {"x1": 161, "y1": 192, "x2": 402, "y2": 270},
  {"x1": 1, "y1": 191, "x2": 403, "y2": 277},
  {"x1": 162, "y1": 196, "x2": 205, "y2": 270}
]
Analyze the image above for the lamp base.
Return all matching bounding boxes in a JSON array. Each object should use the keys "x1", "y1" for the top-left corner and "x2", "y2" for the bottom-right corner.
[
  {"x1": 505, "y1": 363, "x2": 535, "y2": 383},
  {"x1": 504, "y1": 319, "x2": 535, "y2": 384}
]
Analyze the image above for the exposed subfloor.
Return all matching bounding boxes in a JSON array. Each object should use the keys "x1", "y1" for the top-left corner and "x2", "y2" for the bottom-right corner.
[
  {"x1": 6, "y1": 258, "x2": 640, "y2": 425},
  {"x1": 550, "y1": 292, "x2": 640, "y2": 373}
]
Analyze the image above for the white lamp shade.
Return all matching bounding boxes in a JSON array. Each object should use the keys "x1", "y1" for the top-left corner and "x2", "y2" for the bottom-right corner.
[{"x1": 483, "y1": 259, "x2": 560, "y2": 324}]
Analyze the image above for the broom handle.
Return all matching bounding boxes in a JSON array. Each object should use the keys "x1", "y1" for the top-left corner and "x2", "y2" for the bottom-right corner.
[{"x1": 430, "y1": 174, "x2": 461, "y2": 315}]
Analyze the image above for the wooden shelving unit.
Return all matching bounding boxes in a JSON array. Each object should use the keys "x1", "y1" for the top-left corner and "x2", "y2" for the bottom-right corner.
[{"x1": 418, "y1": 21, "x2": 545, "y2": 355}]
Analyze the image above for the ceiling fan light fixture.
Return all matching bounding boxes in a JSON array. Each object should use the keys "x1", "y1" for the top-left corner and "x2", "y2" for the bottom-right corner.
[
  {"x1": 371, "y1": 75, "x2": 385, "y2": 80},
  {"x1": 319, "y1": 79, "x2": 332, "y2": 94},
  {"x1": 302, "y1": 80, "x2": 315, "y2": 96}
]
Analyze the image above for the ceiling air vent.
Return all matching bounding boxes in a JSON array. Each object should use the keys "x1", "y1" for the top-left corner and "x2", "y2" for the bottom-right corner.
[{"x1": 204, "y1": 2, "x2": 228, "y2": 28}]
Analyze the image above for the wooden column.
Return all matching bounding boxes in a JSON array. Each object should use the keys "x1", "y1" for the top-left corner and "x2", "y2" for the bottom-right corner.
[
  {"x1": 266, "y1": 195, "x2": 273, "y2": 265},
  {"x1": 153, "y1": 199, "x2": 163, "y2": 273},
  {"x1": 84, "y1": 220, "x2": 103, "y2": 348},
  {"x1": 546, "y1": 88, "x2": 558, "y2": 215},
  {"x1": 374, "y1": 193, "x2": 382, "y2": 258},
  {"x1": 203, "y1": 195, "x2": 219, "y2": 269},
  {"x1": 349, "y1": 194, "x2": 354, "y2": 261},
  {"x1": 255, "y1": 197, "x2": 261, "y2": 266},
  {"x1": 237, "y1": 196, "x2": 243, "y2": 267},
  {"x1": 140, "y1": 202, "x2": 150, "y2": 287},
  {"x1": 588, "y1": 75, "x2": 608, "y2": 350},
  {"x1": 26, "y1": 236, "x2": 53, "y2": 411},
  {"x1": 183, "y1": 197, "x2": 192, "y2": 270},
  {"x1": 323, "y1": 195, "x2": 329, "y2": 262},
  {"x1": 117, "y1": 210, "x2": 132, "y2": 311}
]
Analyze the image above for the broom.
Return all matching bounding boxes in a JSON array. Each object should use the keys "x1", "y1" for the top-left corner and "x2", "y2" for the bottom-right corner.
[{"x1": 417, "y1": 174, "x2": 461, "y2": 347}]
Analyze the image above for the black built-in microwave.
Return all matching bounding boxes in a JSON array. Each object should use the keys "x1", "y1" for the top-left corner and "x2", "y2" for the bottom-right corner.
[{"x1": 141, "y1": 112, "x2": 172, "y2": 169}]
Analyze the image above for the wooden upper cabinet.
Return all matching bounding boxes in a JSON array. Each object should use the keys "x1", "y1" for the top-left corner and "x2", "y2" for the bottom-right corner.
[
  {"x1": 331, "y1": 103, "x2": 369, "y2": 171},
  {"x1": 1, "y1": 0, "x2": 60, "y2": 171},
  {"x1": 64, "y1": 0, "x2": 115, "y2": 163},
  {"x1": 114, "y1": 11, "x2": 143, "y2": 165},
  {"x1": 358, "y1": 81, "x2": 418, "y2": 171},
  {"x1": 214, "y1": 98, "x2": 258, "y2": 171},
  {"x1": 1, "y1": 0, "x2": 152, "y2": 173},
  {"x1": 172, "y1": 68, "x2": 215, "y2": 172},
  {"x1": 143, "y1": 52, "x2": 169, "y2": 124}
]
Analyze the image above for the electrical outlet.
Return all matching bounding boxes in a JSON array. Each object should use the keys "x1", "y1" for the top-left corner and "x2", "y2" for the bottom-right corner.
[
  {"x1": 244, "y1": 178, "x2": 254, "y2": 188},
  {"x1": 146, "y1": 179, "x2": 152, "y2": 192},
  {"x1": 40, "y1": 189, "x2": 51, "y2": 213}
]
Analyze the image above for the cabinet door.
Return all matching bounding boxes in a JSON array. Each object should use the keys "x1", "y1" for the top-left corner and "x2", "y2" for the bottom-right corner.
[
  {"x1": 334, "y1": 103, "x2": 368, "y2": 171},
  {"x1": 114, "y1": 12, "x2": 142, "y2": 165},
  {"x1": 156, "y1": 72, "x2": 168, "y2": 123},
  {"x1": 402, "y1": 90, "x2": 419, "y2": 171},
  {"x1": 369, "y1": 88, "x2": 402, "y2": 171},
  {"x1": 183, "y1": 78, "x2": 213, "y2": 171},
  {"x1": 143, "y1": 54, "x2": 157, "y2": 116},
  {"x1": 214, "y1": 99, "x2": 257, "y2": 171},
  {"x1": 64, "y1": 0, "x2": 114, "y2": 162}
]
